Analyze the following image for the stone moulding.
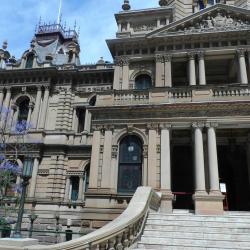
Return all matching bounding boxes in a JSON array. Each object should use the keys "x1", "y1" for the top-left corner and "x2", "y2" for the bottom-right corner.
[{"x1": 6, "y1": 187, "x2": 161, "y2": 250}]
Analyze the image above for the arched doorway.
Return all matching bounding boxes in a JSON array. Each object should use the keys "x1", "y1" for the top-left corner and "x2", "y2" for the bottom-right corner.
[
  {"x1": 117, "y1": 135, "x2": 143, "y2": 193},
  {"x1": 135, "y1": 74, "x2": 152, "y2": 90}
]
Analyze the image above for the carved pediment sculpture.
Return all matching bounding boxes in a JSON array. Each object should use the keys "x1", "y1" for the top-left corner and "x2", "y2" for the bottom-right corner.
[{"x1": 147, "y1": 4, "x2": 250, "y2": 38}]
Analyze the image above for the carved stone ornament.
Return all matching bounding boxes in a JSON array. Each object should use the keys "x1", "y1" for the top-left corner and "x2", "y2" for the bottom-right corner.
[
  {"x1": 133, "y1": 22, "x2": 156, "y2": 32},
  {"x1": 155, "y1": 55, "x2": 164, "y2": 63},
  {"x1": 112, "y1": 145, "x2": 118, "y2": 158},
  {"x1": 163, "y1": 10, "x2": 250, "y2": 35}
]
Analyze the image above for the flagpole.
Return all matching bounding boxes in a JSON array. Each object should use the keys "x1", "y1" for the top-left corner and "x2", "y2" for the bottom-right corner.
[{"x1": 57, "y1": 0, "x2": 62, "y2": 24}]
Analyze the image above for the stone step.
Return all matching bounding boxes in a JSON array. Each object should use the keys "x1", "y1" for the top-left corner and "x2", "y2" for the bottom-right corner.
[
  {"x1": 142, "y1": 230, "x2": 250, "y2": 241},
  {"x1": 143, "y1": 225, "x2": 250, "y2": 234},
  {"x1": 138, "y1": 237, "x2": 250, "y2": 249},
  {"x1": 147, "y1": 214, "x2": 250, "y2": 223},
  {"x1": 146, "y1": 218, "x2": 250, "y2": 228}
]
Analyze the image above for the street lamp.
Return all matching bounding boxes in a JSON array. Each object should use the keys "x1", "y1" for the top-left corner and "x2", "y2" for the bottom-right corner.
[{"x1": 13, "y1": 157, "x2": 34, "y2": 238}]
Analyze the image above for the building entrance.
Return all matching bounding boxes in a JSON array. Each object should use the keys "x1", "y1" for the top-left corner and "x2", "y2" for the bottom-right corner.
[
  {"x1": 172, "y1": 145, "x2": 194, "y2": 210},
  {"x1": 218, "y1": 145, "x2": 250, "y2": 211}
]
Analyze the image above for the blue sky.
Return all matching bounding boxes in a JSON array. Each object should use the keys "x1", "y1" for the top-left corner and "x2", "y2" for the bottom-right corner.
[{"x1": 0, "y1": 0, "x2": 157, "y2": 64}]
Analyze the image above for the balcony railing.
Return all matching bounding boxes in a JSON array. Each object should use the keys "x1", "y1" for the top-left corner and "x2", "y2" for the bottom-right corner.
[{"x1": 97, "y1": 85, "x2": 250, "y2": 107}]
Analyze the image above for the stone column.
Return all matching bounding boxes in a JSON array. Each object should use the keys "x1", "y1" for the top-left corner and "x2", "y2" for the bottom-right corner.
[
  {"x1": 160, "y1": 123, "x2": 173, "y2": 212},
  {"x1": 122, "y1": 57, "x2": 129, "y2": 90},
  {"x1": 31, "y1": 86, "x2": 42, "y2": 129},
  {"x1": 155, "y1": 55, "x2": 164, "y2": 87},
  {"x1": 64, "y1": 176, "x2": 70, "y2": 202},
  {"x1": 1, "y1": 87, "x2": 11, "y2": 128},
  {"x1": 88, "y1": 128, "x2": 101, "y2": 190},
  {"x1": 198, "y1": 52, "x2": 206, "y2": 85},
  {"x1": 8, "y1": 104, "x2": 16, "y2": 131},
  {"x1": 78, "y1": 176, "x2": 84, "y2": 202},
  {"x1": 188, "y1": 53, "x2": 196, "y2": 86},
  {"x1": 38, "y1": 86, "x2": 50, "y2": 129},
  {"x1": 12, "y1": 106, "x2": 19, "y2": 130},
  {"x1": 164, "y1": 55, "x2": 172, "y2": 87},
  {"x1": 26, "y1": 103, "x2": 33, "y2": 129},
  {"x1": 206, "y1": 123, "x2": 220, "y2": 193},
  {"x1": 237, "y1": 49, "x2": 248, "y2": 84},
  {"x1": 113, "y1": 58, "x2": 122, "y2": 90},
  {"x1": 110, "y1": 145, "x2": 118, "y2": 193},
  {"x1": 143, "y1": 145, "x2": 148, "y2": 186},
  {"x1": 29, "y1": 158, "x2": 39, "y2": 198},
  {"x1": 84, "y1": 109, "x2": 91, "y2": 132},
  {"x1": 101, "y1": 127, "x2": 113, "y2": 189},
  {"x1": 0, "y1": 88, "x2": 4, "y2": 113},
  {"x1": 193, "y1": 123, "x2": 206, "y2": 193},
  {"x1": 147, "y1": 124, "x2": 157, "y2": 188}
]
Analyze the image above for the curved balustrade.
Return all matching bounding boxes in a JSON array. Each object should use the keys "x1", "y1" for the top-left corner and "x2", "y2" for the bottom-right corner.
[{"x1": 24, "y1": 187, "x2": 161, "y2": 250}]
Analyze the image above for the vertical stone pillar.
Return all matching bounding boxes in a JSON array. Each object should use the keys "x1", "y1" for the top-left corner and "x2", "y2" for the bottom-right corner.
[
  {"x1": 198, "y1": 52, "x2": 206, "y2": 85},
  {"x1": 8, "y1": 104, "x2": 16, "y2": 131},
  {"x1": 113, "y1": 58, "x2": 122, "y2": 90},
  {"x1": 237, "y1": 49, "x2": 248, "y2": 84},
  {"x1": 1, "y1": 87, "x2": 11, "y2": 128},
  {"x1": 143, "y1": 145, "x2": 148, "y2": 186},
  {"x1": 78, "y1": 176, "x2": 84, "y2": 202},
  {"x1": 39, "y1": 86, "x2": 50, "y2": 129},
  {"x1": 155, "y1": 55, "x2": 164, "y2": 87},
  {"x1": 32, "y1": 86, "x2": 42, "y2": 129},
  {"x1": 64, "y1": 176, "x2": 70, "y2": 202},
  {"x1": 84, "y1": 109, "x2": 92, "y2": 132},
  {"x1": 193, "y1": 123, "x2": 206, "y2": 193},
  {"x1": 101, "y1": 127, "x2": 113, "y2": 189},
  {"x1": 188, "y1": 53, "x2": 196, "y2": 86},
  {"x1": 88, "y1": 128, "x2": 101, "y2": 190},
  {"x1": 29, "y1": 158, "x2": 39, "y2": 198},
  {"x1": 26, "y1": 103, "x2": 33, "y2": 129},
  {"x1": 122, "y1": 57, "x2": 129, "y2": 90},
  {"x1": 0, "y1": 88, "x2": 4, "y2": 113},
  {"x1": 110, "y1": 145, "x2": 118, "y2": 193},
  {"x1": 160, "y1": 123, "x2": 173, "y2": 212},
  {"x1": 164, "y1": 54, "x2": 172, "y2": 87},
  {"x1": 147, "y1": 124, "x2": 157, "y2": 188},
  {"x1": 206, "y1": 123, "x2": 220, "y2": 193},
  {"x1": 12, "y1": 107, "x2": 19, "y2": 130}
]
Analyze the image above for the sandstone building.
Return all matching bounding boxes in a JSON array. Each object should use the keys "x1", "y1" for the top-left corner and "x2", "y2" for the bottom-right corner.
[{"x1": 0, "y1": 0, "x2": 250, "y2": 243}]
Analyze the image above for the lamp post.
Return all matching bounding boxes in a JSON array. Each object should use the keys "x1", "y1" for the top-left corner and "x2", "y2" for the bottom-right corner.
[
  {"x1": 28, "y1": 213, "x2": 38, "y2": 238},
  {"x1": 13, "y1": 157, "x2": 34, "y2": 238}
]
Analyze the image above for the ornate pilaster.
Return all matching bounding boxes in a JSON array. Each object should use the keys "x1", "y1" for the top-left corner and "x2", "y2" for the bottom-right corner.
[
  {"x1": 39, "y1": 85, "x2": 50, "y2": 129},
  {"x1": 164, "y1": 54, "x2": 172, "y2": 87},
  {"x1": 155, "y1": 55, "x2": 165, "y2": 87},
  {"x1": 31, "y1": 86, "x2": 42, "y2": 129}
]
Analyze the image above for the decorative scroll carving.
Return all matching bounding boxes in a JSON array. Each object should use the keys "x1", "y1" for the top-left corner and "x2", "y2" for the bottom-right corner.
[{"x1": 133, "y1": 22, "x2": 156, "y2": 32}]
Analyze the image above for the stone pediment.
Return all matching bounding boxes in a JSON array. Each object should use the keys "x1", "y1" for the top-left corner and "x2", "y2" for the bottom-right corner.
[{"x1": 147, "y1": 4, "x2": 250, "y2": 38}]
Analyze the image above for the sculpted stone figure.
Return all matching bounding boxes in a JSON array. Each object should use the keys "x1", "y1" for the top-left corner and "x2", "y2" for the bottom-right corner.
[{"x1": 212, "y1": 12, "x2": 226, "y2": 28}]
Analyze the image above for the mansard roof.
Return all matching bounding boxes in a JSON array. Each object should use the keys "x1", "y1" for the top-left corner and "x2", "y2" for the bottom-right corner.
[{"x1": 147, "y1": 4, "x2": 250, "y2": 38}]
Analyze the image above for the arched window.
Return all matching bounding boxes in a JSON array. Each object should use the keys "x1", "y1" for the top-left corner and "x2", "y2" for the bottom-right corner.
[
  {"x1": 118, "y1": 135, "x2": 143, "y2": 193},
  {"x1": 135, "y1": 74, "x2": 152, "y2": 90},
  {"x1": 70, "y1": 176, "x2": 79, "y2": 201},
  {"x1": 17, "y1": 98, "x2": 29, "y2": 123},
  {"x1": 84, "y1": 165, "x2": 90, "y2": 192},
  {"x1": 25, "y1": 54, "x2": 34, "y2": 69},
  {"x1": 89, "y1": 96, "x2": 96, "y2": 106}
]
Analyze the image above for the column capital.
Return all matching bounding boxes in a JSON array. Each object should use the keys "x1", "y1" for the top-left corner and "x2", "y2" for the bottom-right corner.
[
  {"x1": 187, "y1": 52, "x2": 196, "y2": 59},
  {"x1": 155, "y1": 54, "x2": 164, "y2": 63},
  {"x1": 0, "y1": 86, "x2": 4, "y2": 92},
  {"x1": 159, "y1": 123, "x2": 172, "y2": 130},
  {"x1": 205, "y1": 122, "x2": 218, "y2": 128},
  {"x1": 237, "y1": 48, "x2": 246, "y2": 57},
  {"x1": 43, "y1": 85, "x2": 50, "y2": 90},
  {"x1": 192, "y1": 122, "x2": 205, "y2": 129},
  {"x1": 37, "y1": 85, "x2": 42, "y2": 91},
  {"x1": 5, "y1": 86, "x2": 11, "y2": 92},
  {"x1": 197, "y1": 51, "x2": 205, "y2": 60},
  {"x1": 164, "y1": 54, "x2": 172, "y2": 62},
  {"x1": 146, "y1": 123, "x2": 158, "y2": 131}
]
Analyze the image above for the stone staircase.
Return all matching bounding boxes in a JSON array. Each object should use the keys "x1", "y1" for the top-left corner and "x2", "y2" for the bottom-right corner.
[{"x1": 134, "y1": 210, "x2": 250, "y2": 250}]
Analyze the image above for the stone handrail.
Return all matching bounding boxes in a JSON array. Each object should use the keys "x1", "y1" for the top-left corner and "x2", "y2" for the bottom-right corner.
[{"x1": 25, "y1": 187, "x2": 161, "y2": 250}]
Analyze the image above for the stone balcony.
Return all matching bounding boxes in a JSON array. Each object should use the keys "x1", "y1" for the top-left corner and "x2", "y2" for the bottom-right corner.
[{"x1": 96, "y1": 84, "x2": 250, "y2": 107}]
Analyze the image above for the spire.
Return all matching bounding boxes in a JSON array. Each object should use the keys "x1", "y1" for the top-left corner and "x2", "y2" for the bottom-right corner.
[
  {"x1": 122, "y1": 0, "x2": 131, "y2": 11},
  {"x1": 159, "y1": 0, "x2": 168, "y2": 6},
  {"x1": 57, "y1": 0, "x2": 62, "y2": 24}
]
